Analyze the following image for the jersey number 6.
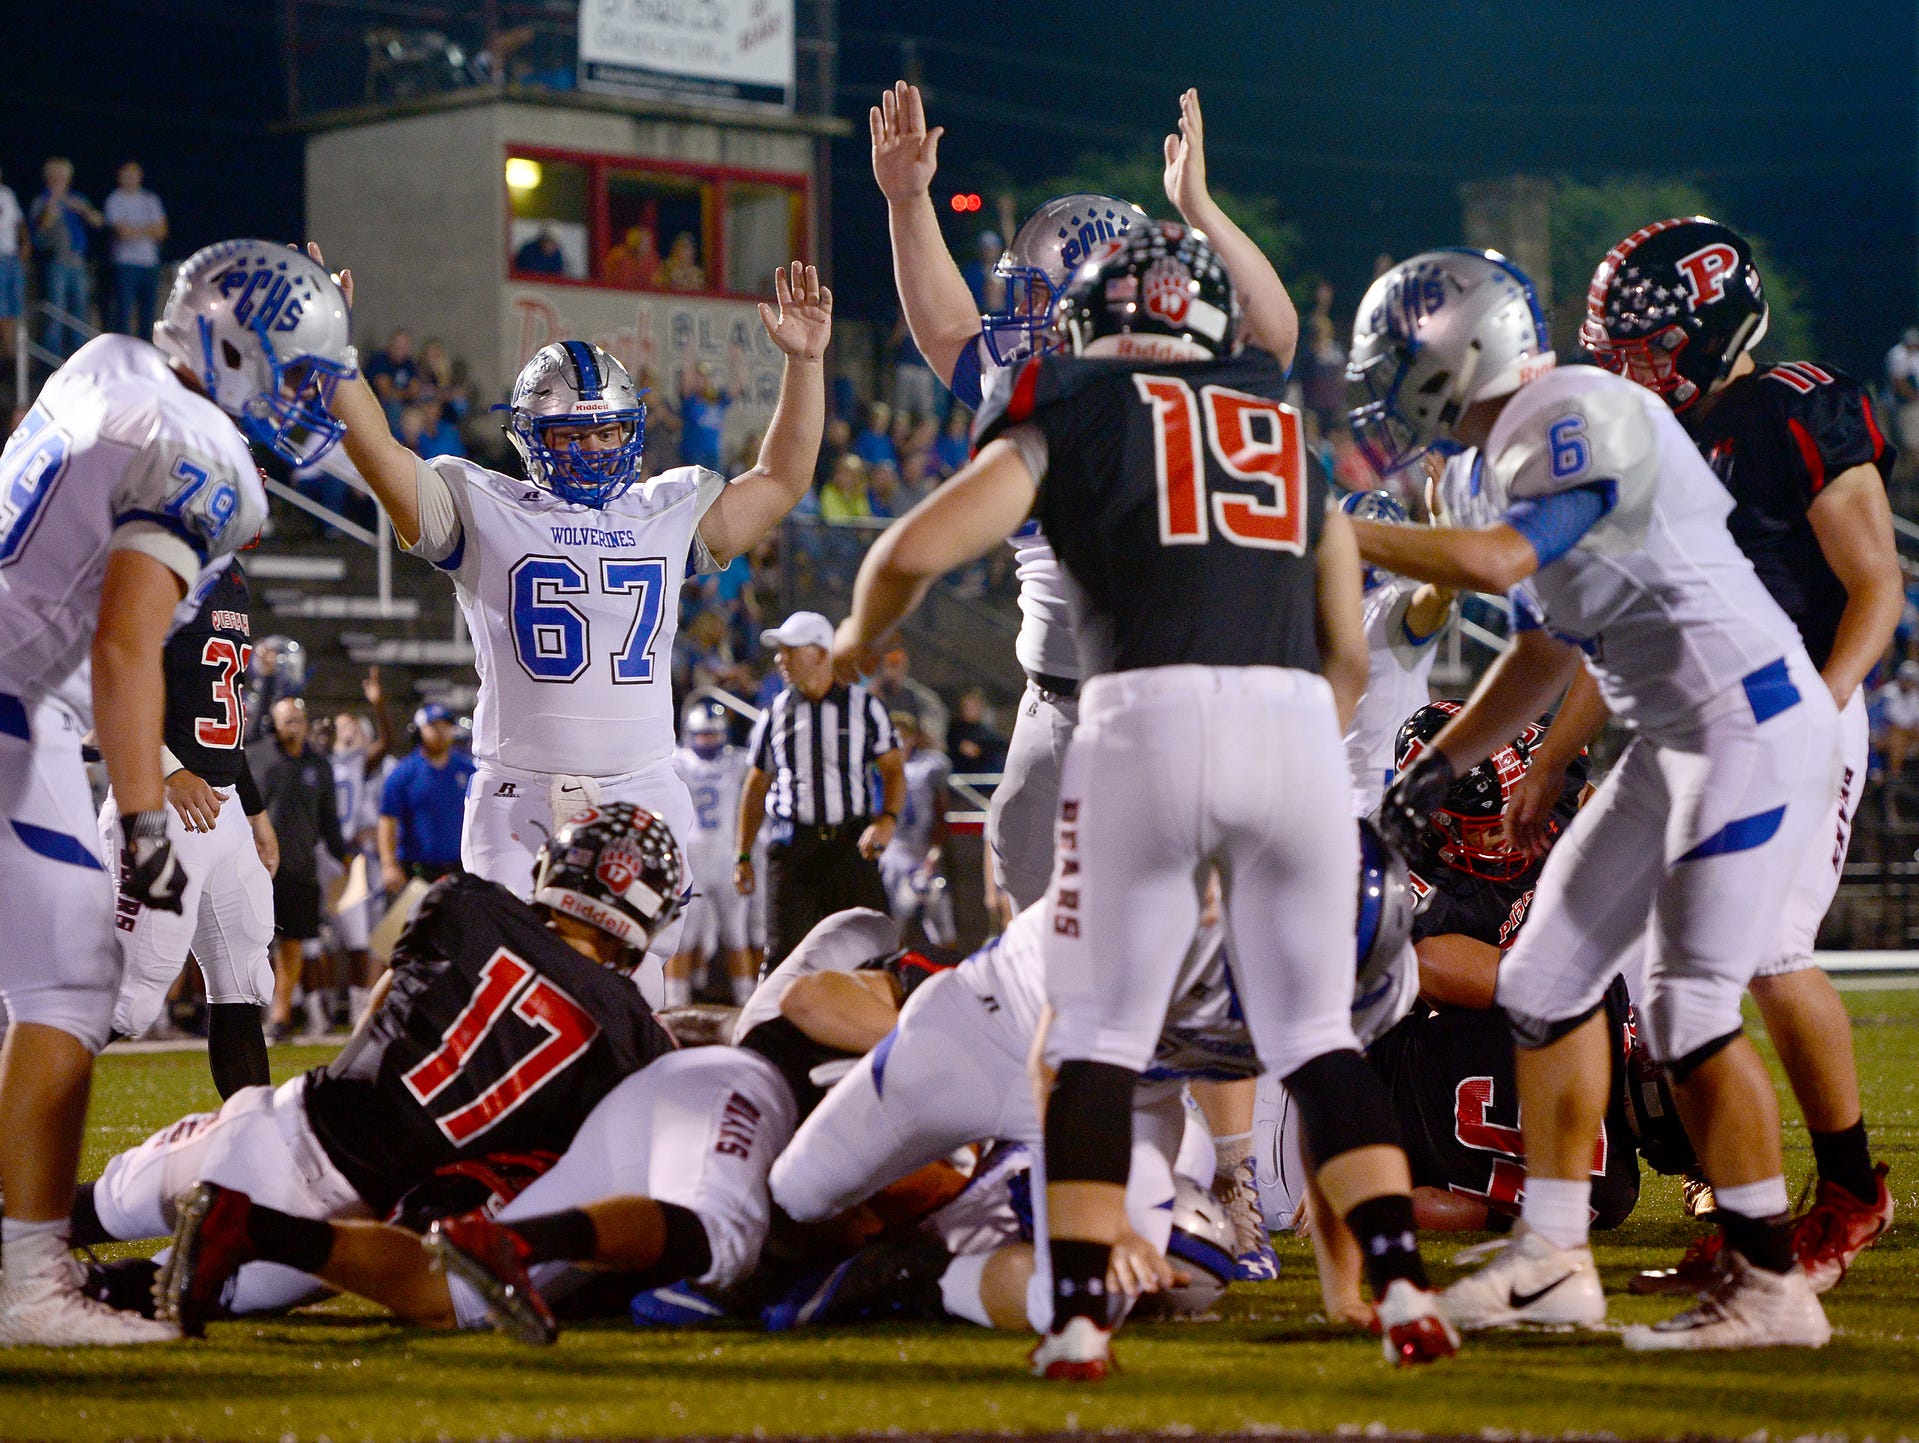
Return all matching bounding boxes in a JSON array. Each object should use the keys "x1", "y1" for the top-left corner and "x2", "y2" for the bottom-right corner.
[{"x1": 1134, "y1": 376, "x2": 1308, "y2": 553}]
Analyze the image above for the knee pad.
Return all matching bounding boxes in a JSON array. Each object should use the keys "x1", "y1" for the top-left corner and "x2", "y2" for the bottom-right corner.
[
  {"x1": 1504, "y1": 992, "x2": 1608, "y2": 1051},
  {"x1": 1641, "y1": 968, "x2": 1747, "y2": 1066},
  {"x1": 1282, "y1": 1049, "x2": 1402, "y2": 1164},
  {"x1": 1044, "y1": 1061, "x2": 1137, "y2": 1186},
  {"x1": 1664, "y1": 1027, "x2": 1742, "y2": 1085}
]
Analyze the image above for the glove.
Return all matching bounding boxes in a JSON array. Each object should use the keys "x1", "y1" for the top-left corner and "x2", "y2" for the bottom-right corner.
[
  {"x1": 122, "y1": 809, "x2": 187, "y2": 913},
  {"x1": 1378, "y1": 750, "x2": 1456, "y2": 860}
]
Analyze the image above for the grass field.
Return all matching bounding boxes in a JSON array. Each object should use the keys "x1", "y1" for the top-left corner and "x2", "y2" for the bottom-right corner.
[{"x1": 2, "y1": 988, "x2": 1917, "y2": 1443}]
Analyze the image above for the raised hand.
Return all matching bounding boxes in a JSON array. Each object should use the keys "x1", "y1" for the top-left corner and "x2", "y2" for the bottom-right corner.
[
  {"x1": 306, "y1": 241, "x2": 354, "y2": 309},
  {"x1": 871, "y1": 81, "x2": 943, "y2": 203},
  {"x1": 1162, "y1": 88, "x2": 1212, "y2": 222},
  {"x1": 758, "y1": 262, "x2": 832, "y2": 361}
]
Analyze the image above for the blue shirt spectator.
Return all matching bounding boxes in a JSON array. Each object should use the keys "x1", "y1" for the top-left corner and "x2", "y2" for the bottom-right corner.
[
  {"x1": 679, "y1": 360, "x2": 736, "y2": 471},
  {"x1": 104, "y1": 161, "x2": 166, "y2": 339},
  {"x1": 515, "y1": 230, "x2": 567, "y2": 274},
  {"x1": 29, "y1": 158, "x2": 101, "y2": 359},
  {"x1": 379, "y1": 706, "x2": 476, "y2": 880},
  {"x1": 853, "y1": 403, "x2": 900, "y2": 471}
]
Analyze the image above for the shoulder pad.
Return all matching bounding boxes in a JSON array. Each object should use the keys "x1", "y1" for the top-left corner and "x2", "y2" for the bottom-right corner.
[
  {"x1": 1493, "y1": 370, "x2": 1658, "y2": 555},
  {"x1": 1755, "y1": 363, "x2": 1893, "y2": 488},
  {"x1": 974, "y1": 355, "x2": 1049, "y2": 447}
]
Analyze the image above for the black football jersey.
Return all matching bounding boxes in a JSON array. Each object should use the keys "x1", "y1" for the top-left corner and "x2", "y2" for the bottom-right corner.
[
  {"x1": 1684, "y1": 363, "x2": 1895, "y2": 670},
  {"x1": 1368, "y1": 977, "x2": 1640, "y2": 1229},
  {"x1": 162, "y1": 561, "x2": 254, "y2": 788},
  {"x1": 304, "y1": 875, "x2": 677, "y2": 1213},
  {"x1": 1408, "y1": 859, "x2": 1537, "y2": 950},
  {"x1": 976, "y1": 348, "x2": 1324, "y2": 676}
]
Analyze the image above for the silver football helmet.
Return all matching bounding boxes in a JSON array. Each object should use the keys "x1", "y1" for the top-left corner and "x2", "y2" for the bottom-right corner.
[
  {"x1": 1337, "y1": 488, "x2": 1410, "y2": 591},
  {"x1": 982, "y1": 193, "x2": 1150, "y2": 368},
  {"x1": 503, "y1": 341, "x2": 647, "y2": 507},
  {"x1": 1346, "y1": 248, "x2": 1553, "y2": 476},
  {"x1": 1157, "y1": 1176, "x2": 1236, "y2": 1316},
  {"x1": 152, "y1": 240, "x2": 356, "y2": 469}
]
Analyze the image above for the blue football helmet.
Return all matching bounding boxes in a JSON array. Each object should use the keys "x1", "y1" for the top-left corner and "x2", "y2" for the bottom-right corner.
[
  {"x1": 152, "y1": 240, "x2": 357, "y2": 469},
  {"x1": 1345, "y1": 248, "x2": 1552, "y2": 477},
  {"x1": 1337, "y1": 488, "x2": 1409, "y2": 591},
  {"x1": 503, "y1": 341, "x2": 647, "y2": 507},
  {"x1": 981, "y1": 193, "x2": 1150, "y2": 369}
]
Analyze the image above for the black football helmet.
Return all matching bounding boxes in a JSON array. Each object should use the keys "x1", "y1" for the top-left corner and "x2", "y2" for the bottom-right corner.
[
  {"x1": 1392, "y1": 702, "x2": 1590, "y2": 883},
  {"x1": 531, "y1": 801, "x2": 683, "y2": 961},
  {"x1": 1055, "y1": 221, "x2": 1239, "y2": 361},
  {"x1": 1580, "y1": 217, "x2": 1768, "y2": 412},
  {"x1": 1622, "y1": 1009, "x2": 1698, "y2": 1177}
]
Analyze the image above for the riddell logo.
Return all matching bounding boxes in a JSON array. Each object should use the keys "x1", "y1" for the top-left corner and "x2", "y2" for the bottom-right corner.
[
  {"x1": 1143, "y1": 258, "x2": 1193, "y2": 327},
  {"x1": 1676, "y1": 242, "x2": 1739, "y2": 309}
]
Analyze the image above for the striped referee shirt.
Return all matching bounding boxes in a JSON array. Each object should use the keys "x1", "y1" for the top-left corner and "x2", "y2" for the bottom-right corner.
[{"x1": 749, "y1": 682, "x2": 898, "y2": 828}]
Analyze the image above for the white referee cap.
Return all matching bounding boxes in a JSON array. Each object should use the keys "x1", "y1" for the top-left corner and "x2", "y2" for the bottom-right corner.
[{"x1": 760, "y1": 611, "x2": 834, "y2": 651}]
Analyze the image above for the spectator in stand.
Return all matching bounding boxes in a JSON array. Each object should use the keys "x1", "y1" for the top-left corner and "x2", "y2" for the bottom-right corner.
[
  {"x1": 398, "y1": 403, "x2": 465, "y2": 460},
  {"x1": 376, "y1": 703, "x2": 475, "y2": 896},
  {"x1": 103, "y1": 161, "x2": 166, "y2": 339},
  {"x1": 679, "y1": 607, "x2": 755, "y2": 697},
  {"x1": 1875, "y1": 659, "x2": 1919, "y2": 774},
  {"x1": 854, "y1": 401, "x2": 900, "y2": 472},
  {"x1": 890, "y1": 308, "x2": 942, "y2": 422},
  {"x1": 603, "y1": 224, "x2": 660, "y2": 289},
  {"x1": 947, "y1": 686, "x2": 1007, "y2": 774},
  {"x1": 871, "y1": 643, "x2": 949, "y2": 751},
  {"x1": 930, "y1": 403, "x2": 971, "y2": 479},
  {"x1": 514, "y1": 225, "x2": 566, "y2": 275},
  {"x1": 248, "y1": 698, "x2": 350, "y2": 1041},
  {"x1": 1300, "y1": 312, "x2": 1348, "y2": 433},
  {"x1": 415, "y1": 338, "x2": 471, "y2": 425},
  {"x1": 868, "y1": 463, "x2": 903, "y2": 519},
  {"x1": 960, "y1": 229, "x2": 1002, "y2": 310},
  {"x1": 657, "y1": 231, "x2": 707, "y2": 290},
  {"x1": 244, "y1": 635, "x2": 306, "y2": 743},
  {"x1": 29, "y1": 158, "x2": 101, "y2": 358},
  {"x1": 1886, "y1": 328, "x2": 1919, "y2": 484},
  {"x1": 362, "y1": 328, "x2": 420, "y2": 422},
  {"x1": 679, "y1": 357, "x2": 739, "y2": 471},
  {"x1": 813, "y1": 414, "x2": 852, "y2": 492},
  {"x1": 0, "y1": 166, "x2": 26, "y2": 367},
  {"x1": 820, "y1": 453, "x2": 874, "y2": 524}
]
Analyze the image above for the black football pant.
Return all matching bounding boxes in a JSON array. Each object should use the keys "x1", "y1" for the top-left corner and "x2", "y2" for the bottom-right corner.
[{"x1": 762, "y1": 823, "x2": 887, "y2": 975}]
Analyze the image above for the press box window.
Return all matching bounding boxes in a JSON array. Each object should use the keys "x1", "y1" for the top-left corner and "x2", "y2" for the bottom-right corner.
[
  {"x1": 725, "y1": 182, "x2": 805, "y2": 297},
  {"x1": 604, "y1": 170, "x2": 712, "y2": 292},
  {"x1": 507, "y1": 156, "x2": 589, "y2": 280}
]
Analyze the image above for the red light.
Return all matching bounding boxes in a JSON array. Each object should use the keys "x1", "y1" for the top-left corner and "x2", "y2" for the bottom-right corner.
[
  {"x1": 950, "y1": 193, "x2": 968, "y2": 212},
  {"x1": 951, "y1": 193, "x2": 982, "y2": 213},
  {"x1": 966, "y1": 194, "x2": 982, "y2": 212}
]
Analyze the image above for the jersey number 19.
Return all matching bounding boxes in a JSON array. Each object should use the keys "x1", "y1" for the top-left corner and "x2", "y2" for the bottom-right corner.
[{"x1": 1134, "y1": 376, "x2": 1307, "y2": 554}]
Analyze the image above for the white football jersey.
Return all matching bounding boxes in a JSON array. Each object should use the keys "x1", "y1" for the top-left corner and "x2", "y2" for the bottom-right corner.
[
  {"x1": 672, "y1": 742, "x2": 750, "y2": 861},
  {"x1": 332, "y1": 748, "x2": 393, "y2": 843},
  {"x1": 1345, "y1": 577, "x2": 1445, "y2": 816},
  {"x1": 979, "y1": 360, "x2": 1081, "y2": 680},
  {"x1": 1482, "y1": 367, "x2": 1805, "y2": 737},
  {"x1": 732, "y1": 907, "x2": 902, "y2": 1043},
  {"x1": 881, "y1": 747, "x2": 952, "y2": 869},
  {"x1": 408, "y1": 457, "x2": 725, "y2": 776},
  {"x1": 0, "y1": 336, "x2": 267, "y2": 722}
]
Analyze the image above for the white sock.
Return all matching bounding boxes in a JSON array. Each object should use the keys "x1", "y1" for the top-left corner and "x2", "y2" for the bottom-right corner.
[
  {"x1": 1212, "y1": 1130, "x2": 1253, "y2": 1183},
  {"x1": 1715, "y1": 1176, "x2": 1790, "y2": 1219},
  {"x1": 937, "y1": 1251, "x2": 993, "y2": 1328},
  {"x1": 662, "y1": 975, "x2": 693, "y2": 1009},
  {"x1": 730, "y1": 972, "x2": 757, "y2": 1006},
  {"x1": 303, "y1": 992, "x2": 328, "y2": 1033},
  {"x1": 2, "y1": 1217, "x2": 69, "y2": 1281},
  {"x1": 1520, "y1": 1176, "x2": 1591, "y2": 1250}
]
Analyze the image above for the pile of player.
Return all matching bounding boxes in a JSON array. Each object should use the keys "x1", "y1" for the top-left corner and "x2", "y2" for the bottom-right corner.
[{"x1": 0, "y1": 76, "x2": 1898, "y2": 1379}]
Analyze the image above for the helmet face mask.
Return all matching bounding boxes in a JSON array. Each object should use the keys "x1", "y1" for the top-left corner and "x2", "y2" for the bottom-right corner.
[
  {"x1": 981, "y1": 194, "x2": 1150, "y2": 369},
  {"x1": 154, "y1": 240, "x2": 358, "y2": 470},
  {"x1": 504, "y1": 342, "x2": 647, "y2": 507}
]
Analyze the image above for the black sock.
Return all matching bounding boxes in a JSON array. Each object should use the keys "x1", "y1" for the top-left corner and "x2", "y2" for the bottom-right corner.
[
  {"x1": 246, "y1": 1202, "x2": 335, "y2": 1274},
  {"x1": 624, "y1": 1203, "x2": 712, "y2": 1290},
  {"x1": 1048, "y1": 1238, "x2": 1112, "y2": 1331},
  {"x1": 207, "y1": 1004, "x2": 271, "y2": 1099},
  {"x1": 70, "y1": 1182, "x2": 113, "y2": 1248},
  {"x1": 1809, "y1": 1120, "x2": 1877, "y2": 1205},
  {"x1": 1720, "y1": 1208, "x2": 1795, "y2": 1274},
  {"x1": 509, "y1": 1208, "x2": 598, "y2": 1265},
  {"x1": 1345, "y1": 1193, "x2": 1430, "y2": 1296}
]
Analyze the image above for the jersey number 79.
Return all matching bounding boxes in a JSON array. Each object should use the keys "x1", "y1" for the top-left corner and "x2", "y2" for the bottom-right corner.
[{"x1": 1134, "y1": 377, "x2": 1307, "y2": 554}]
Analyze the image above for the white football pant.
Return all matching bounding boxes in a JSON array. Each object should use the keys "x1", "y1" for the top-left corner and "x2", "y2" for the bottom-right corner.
[{"x1": 986, "y1": 683, "x2": 1077, "y2": 913}]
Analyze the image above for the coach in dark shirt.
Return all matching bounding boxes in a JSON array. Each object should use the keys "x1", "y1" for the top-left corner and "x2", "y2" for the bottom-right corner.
[
  {"x1": 737, "y1": 611, "x2": 904, "y2": 970},
  {"x1": 248, "y1": 697, "x2": 349, "y2": 1037}
]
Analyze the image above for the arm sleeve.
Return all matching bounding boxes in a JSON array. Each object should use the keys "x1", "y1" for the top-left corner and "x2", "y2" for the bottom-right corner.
[
  {"x1": 687, "y1": 468, "x2": 728, "y2": 576},
  {"x1": 318, "y1": 762, "x2": 349, "y2": 861},
  {"x1": 868, "y1": 694, "x2": 899, "y2": 756},
  {"x1": 236, "y1": 751, "x2": 265, "y2": 816},
  {"x1": 1000, "y1": 422, "x2": 1050, "y2": 487},
  {"x1": 404, "y1": 457, "x2": 468, "y2": 571},
  {"x1": 948, "y1": 336, "x2": 988, "y2": 411},
  {"x1": 1502, "y1": 484, "x2": 1615, "y2": 567},
  {"x1": 107, "y1": 521, "x2": 202, "y2": 588},
  {"x1": 748, "y1": 708, "x2": 774, "y2": 770}
]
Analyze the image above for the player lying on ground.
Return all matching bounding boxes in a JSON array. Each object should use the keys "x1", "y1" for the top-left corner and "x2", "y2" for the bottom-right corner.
[
  {"x1": 156, "y1": 910, "x2": 954, "y2": 1342},
  {"x1": 838, "y1": 224, "x2": 1457, "y2": 1376},
  {"x1": 1537, "y1": 217, "x2": 1897, "y2": 1297},
  {"x1": 0, "y1": 239, "x2": 320, "y2": 1347},
  {"x1": 305, "y1": 244, "x2": 829, "y2": 996},
  {"x1": 1350, "y1": 247, "x2": 1837, "y2": 1350},
  {"x1": 72, "y1": 805, "x2": 682, "y2": 1332}
]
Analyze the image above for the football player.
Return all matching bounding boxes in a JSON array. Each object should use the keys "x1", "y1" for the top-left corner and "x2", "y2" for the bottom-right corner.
[
  {"x1": 327, "y1": 669, "x2": 394, "y2": 1026},
  {"x1": 1348, "y1": 248, "x2": 1837, "y2": 1349},
  {"x1": 101, "y1": 557, "x2": 279, "y2": 1096},
  {"x1": 158, "y1": 908, "x2": 948, "y2": 1343},
  {"x1": 0, "y1": 239, "x2": 325, "y2": 1345},
  {"x1": 75, "y1": 804, "x2": 681, "y2": 1334},
  {"x1": 1520, "y1": 218, "x2": 1897, "y2": 1295},
  {"x1": 668, "y1": 700, "x2": 756, "y2": 1006},
  {"x1": 1337, "y1": 491, "x2": 1456, "y2": 817},
  {"x1": 835, "y1": 225, "x2": 1455, "y2": 1377},
  {"x1": 871, "y1": 83, "x2": 1299, "y2": 920},
  {"x1": 878, "y1": 711, "x2": 956, "y2": 948},
  {"x1": 307, "y1": 244, "x2": 829, "y2": 990}
]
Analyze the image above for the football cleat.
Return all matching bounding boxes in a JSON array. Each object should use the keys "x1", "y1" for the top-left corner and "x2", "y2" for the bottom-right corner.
[
  {"x1": 1439, "y1": 1228, "x2": 1606, "y2": 1330},
  {"x1": 762, "y1": 1238, "x2": 950, "y2": 1332},
  {"x1": 425, "y1": 1213, "x2": 556, "y2": 1346},
  {"x1": 1629, "y1": 1231, "x2": 1726, "y2": 1296},
  {"x1": 1213, "y1": 1158, "x2": 1280, "y2": 1282},
  {"x1": 630, "y1": 1280, "x2": 735, "y2": 1327},
  {"x1": 1375, "y1": 1278, "x2": 1460, "y2": 1366},
  {"x1": 0, "y1": 1234, "x2": 177, "y2": 1347},
  {"x1": 81, "y1": 1256, "x2": 162, "y2": 1319},
  {"x1": 1028, "y1": 1315, "x2": 1113, "y2": 1382},
  {"x1": 1682, "y1": 1172, "x2": 1718, "y2": 1218},
  {"x1": 155, "y1": 1182, "x2": 257, "y2": 1338},
  {"x1": 1622, "y1": 1252, "x2": 1830, "y2": 1351},
  {"x1": 1794, "y1": 1163, "x2": 1894, "y2": 1293}
]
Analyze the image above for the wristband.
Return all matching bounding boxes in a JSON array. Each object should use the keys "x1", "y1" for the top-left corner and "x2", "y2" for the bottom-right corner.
[{"x1": 126, "y1": 809, "x2": 169, "y2": 844}]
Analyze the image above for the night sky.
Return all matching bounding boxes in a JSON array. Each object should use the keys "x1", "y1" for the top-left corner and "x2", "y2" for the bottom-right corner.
[{"x1": 9, "y1": 0, "x2": 1914, "y2": 376}]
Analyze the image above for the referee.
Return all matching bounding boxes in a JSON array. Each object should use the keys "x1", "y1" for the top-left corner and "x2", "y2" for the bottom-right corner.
[{"x1": 736, "y1": 611, "x2": 905, "y2": 970}]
